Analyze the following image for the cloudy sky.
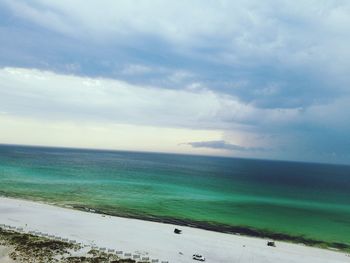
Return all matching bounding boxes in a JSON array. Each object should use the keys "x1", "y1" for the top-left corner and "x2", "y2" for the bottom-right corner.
[{"x1": 0, "y1": 0, "x2": 349, "y2": 164}]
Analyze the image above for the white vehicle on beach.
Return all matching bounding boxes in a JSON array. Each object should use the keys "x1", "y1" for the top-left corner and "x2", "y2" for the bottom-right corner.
[{"x1": 192, "y1": 254, "x2": 206, "y2": 261}]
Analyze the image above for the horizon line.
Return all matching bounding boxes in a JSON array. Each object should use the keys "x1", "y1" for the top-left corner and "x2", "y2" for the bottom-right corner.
[{"x1": 0, "y1": 142, "x2": 348, "y2": 167}]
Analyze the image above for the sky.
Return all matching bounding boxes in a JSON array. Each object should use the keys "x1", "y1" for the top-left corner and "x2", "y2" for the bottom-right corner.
[{"x1": 0, "y1": 0, "x2": 350, "y2": 164}]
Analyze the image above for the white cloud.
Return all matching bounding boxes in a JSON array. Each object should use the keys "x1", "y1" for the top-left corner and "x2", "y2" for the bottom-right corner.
[
  {"x1": 1, "y1": 67, "x2": 349, "y2": 163},
  {"x1": 4, "y1": 66, "x2": 348, "y2": 129},
  {"x1": 0, "y1": 67, "x2": 317, "y2": 131},
  {"x1": 0, "y1": 67, "x2": 252, "y2": 129}
]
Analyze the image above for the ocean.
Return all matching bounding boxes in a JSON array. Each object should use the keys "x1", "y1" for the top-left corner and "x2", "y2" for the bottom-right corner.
[{"x1": 0, "y1": 144, "x2": 349, "y2": 248}]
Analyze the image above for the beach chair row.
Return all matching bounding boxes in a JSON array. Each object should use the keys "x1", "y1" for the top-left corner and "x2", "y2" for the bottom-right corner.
[
  {"x1": 0, "y1": 223, "x2": 169, "y2": 263},
  {"x1": 91, "y1": 246, "x2": 167, "y2": 262}
]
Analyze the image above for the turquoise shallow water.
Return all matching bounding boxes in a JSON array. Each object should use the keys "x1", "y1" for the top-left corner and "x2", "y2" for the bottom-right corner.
[{"x1": 0, "y1": 144, "x2": 350, "y2": 246}]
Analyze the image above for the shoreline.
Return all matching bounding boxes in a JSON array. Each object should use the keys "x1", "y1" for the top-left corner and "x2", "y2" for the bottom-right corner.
[
  {"x1": 71, "y1": 204, "x2": 350, "y2": 251},
  {"x1": 0, "y1": 196, "x2": 349, "y2": 263},
  {"x1": 1, "y1": 193, "x2": 349, "y2": 252}
]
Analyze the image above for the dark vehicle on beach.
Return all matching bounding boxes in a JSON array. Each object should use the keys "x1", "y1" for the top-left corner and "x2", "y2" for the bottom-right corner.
[
  {"x1": 174, "y1": 228, "x2": 182, "y2": 234},
  {"x1": 267, "y1": 241, "x2": 276, "y2": 247},
  {"x1": 193, "y1": 254, "x2": 205, "y2": 261}
]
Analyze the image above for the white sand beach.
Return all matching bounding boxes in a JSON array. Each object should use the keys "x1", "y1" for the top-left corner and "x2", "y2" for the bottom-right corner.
[{"x1": 0, "y1": 197, "x2": 348, "y2": 263}]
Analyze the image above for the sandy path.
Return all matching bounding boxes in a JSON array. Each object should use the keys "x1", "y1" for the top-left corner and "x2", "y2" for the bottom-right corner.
[{"x1": 0, "y1": 245, "x2": 17, "y2": 263}]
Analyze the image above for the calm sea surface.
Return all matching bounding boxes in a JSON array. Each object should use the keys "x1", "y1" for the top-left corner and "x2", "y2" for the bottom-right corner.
[{"x1": 0, "y1": 144, "x2": 349, "y2": 245}]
